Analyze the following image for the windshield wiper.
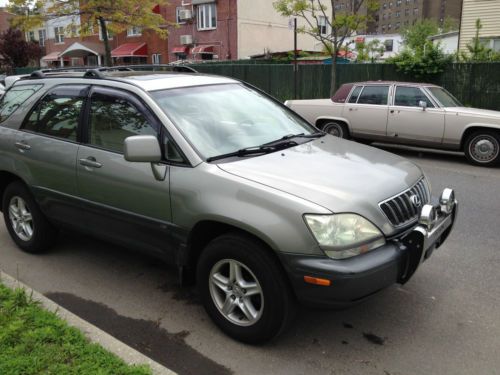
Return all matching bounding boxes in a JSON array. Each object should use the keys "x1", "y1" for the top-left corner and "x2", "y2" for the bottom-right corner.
[
  {"x1": 263, "y1": 132, "x2": 324, "y2": 146},
  {"x1": 206, "y1": 145, "x2": 276, "y2": 162}
]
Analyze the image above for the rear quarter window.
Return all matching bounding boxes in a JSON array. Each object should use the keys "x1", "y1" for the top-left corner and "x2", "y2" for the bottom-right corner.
[
  {"x1": 0, "y1": 84, "x2": 43, "y2": 123},
  {"x1": 331, "y1": 84, "x2": 353, "y2": 103}
]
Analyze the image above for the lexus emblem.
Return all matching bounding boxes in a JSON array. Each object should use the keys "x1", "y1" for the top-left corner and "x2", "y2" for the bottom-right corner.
[{"x1": 410, "y1": 195, "x2": 422, "y2": 208}]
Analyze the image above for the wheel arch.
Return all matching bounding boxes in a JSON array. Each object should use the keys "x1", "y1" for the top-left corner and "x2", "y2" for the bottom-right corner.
[
  {"x1": 315, "y1": 117, "x2": 350, "y2": 133},
  {"x1": 0, "y1": 171, "x2": 26, "y2": 212},
  {"x1": 460, "y1": 125, "x2": 500, "y2": 150}
]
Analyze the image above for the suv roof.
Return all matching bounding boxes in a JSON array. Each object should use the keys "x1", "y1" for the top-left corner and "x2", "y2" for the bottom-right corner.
[{"x1": 13, "y1": 65, "x2": 236, "y2": 92}]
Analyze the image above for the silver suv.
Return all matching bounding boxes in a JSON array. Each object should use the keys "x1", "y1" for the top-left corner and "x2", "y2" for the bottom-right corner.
[{"x1": 0, "y1": 69, "x2": 457, "y2": 343}]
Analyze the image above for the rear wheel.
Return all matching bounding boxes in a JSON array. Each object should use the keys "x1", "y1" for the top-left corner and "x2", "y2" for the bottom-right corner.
[
  {"x1": 197, "y1": 233, "x2": 295, "y2": 344},
  {"x1": 464, "y1": 131, "x2": 500, "y2": 166},
  {"x1": 321, "y1": 121, "x2": 348, "y2": 139},
  {"x1": 2, "y1": 181, "x2": 57, "y2": 253}
]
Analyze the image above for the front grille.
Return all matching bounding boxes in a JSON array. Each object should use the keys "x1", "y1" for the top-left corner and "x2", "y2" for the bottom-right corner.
[{"x1": 379, "y1": 179, "x2": 430, "y2": 227}]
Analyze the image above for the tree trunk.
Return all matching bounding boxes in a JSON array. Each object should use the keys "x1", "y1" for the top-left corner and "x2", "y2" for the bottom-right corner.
[
  {"x1": 98, "y1": 17, "x2": 112, "y2": 66},
  {"x1": 330, "y1": 49, "x2": 337, "y2": 97}
]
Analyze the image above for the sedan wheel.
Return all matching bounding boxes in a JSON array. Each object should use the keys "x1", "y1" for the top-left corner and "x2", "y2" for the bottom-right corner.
[
  {"x1": 465, "y1": 131, "x2": 500, "y2": 166},
  {"x1": 323, "y1": 122, "x2": 347, "y2": 139}
]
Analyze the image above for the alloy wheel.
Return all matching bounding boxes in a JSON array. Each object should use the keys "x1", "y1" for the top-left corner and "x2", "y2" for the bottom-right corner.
[{"x1": 8, "y1": 196, "x2": 34, "y2": 241}]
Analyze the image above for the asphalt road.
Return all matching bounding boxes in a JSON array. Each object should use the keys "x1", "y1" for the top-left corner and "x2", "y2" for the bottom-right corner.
[{"x1": 1, "y1": 146, "x2": 499, "y2": 375}]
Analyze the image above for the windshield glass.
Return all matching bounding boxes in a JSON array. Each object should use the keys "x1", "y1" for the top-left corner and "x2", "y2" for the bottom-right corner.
[
  {"x1": 151, "y1": 84, "x2": 315, "y2": 160},
  {"x1": 427, "y1": 87, "x2": 462, "y2": 107}
]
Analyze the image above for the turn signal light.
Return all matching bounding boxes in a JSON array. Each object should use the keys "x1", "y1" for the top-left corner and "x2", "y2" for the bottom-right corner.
[{"x1": 304, "y1": 276, "x2": 331, "y2": 286}]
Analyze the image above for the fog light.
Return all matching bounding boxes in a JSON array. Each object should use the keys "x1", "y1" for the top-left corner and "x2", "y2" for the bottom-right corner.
[
  {"x1": 419, "y1": 204, "x2": 437, "y2": 230},
  {"x1": 440, "y1": 188, "x2": 455, "y2": 214}
]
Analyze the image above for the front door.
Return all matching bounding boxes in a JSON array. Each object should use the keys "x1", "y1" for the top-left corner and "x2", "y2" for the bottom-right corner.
[
  {"x1": 76, "y1": 86, "x2": 175, "y2": 258},
  {"x1": 387, "y1": 86, "x2": 445, "y2": 146}
]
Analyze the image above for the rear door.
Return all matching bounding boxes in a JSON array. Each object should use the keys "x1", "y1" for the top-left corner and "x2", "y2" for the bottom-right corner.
[
  {"x1": 342, "y1": 85, "x2": 390, "y2": 138},
  {"x1": 387, "y1": 85, "x2": 445, "y2": 146},
  {"x1": 15, "y1": 85, "x2": 88, "y2": 219},
  {"x1": 76, "y1": 86, "x2": 177, "y2": 258}
]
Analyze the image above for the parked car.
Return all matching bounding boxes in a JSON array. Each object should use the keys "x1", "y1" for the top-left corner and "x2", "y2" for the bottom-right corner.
[
  {"x1": 286, "y1": 81, "x2": 500, "y2": 167},
  {"x1": 0, "y1": 69, "x2": 457, "y2": 343}
]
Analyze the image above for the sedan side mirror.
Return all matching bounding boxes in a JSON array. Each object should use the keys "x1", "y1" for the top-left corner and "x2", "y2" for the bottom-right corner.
[
  {"x1": 419, "y1": 100, "x2": 427, "y2": 111},
  {"x1": 124, "y1": 135, "x2": 162, "y2": 163}
]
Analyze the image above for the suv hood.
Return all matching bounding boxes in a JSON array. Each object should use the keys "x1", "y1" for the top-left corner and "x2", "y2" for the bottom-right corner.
[{"x1": 217, "y1": 136, "x2": 423, "y2": 235}]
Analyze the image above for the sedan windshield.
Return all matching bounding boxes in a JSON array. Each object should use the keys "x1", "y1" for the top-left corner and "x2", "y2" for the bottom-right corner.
[
  {"x1": 150, "y1": 84, "x2": 316, "y2": 160},
  {"x1": 427, "y1": 87, "x2": 462, "y2": 107}
]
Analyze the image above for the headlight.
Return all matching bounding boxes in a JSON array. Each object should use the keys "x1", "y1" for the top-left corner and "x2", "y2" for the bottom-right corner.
[{"x1": 304, "y1": 214, "x2": 386, "y2": 260}]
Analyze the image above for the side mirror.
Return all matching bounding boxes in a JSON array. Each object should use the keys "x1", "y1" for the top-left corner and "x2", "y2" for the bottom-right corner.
[
  {"x1": 419, "y1": 100, "x2": 427, "y2": 111},
  {"x1": 124, "y1": 135, "x2": 162, "y2": 163}
]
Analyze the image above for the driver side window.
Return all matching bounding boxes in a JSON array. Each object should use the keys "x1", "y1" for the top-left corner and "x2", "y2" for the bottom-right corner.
[{"x1": 394, "y1": 86, "x2": 434, "y2": 108}]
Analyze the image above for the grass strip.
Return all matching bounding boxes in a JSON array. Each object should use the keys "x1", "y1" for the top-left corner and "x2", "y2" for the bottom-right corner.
[{"x1": 0, "y1": 282, "x2": 152, "y2": 375}]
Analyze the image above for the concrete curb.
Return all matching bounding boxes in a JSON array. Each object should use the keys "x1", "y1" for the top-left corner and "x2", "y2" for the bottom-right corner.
[{"x1": 0, "y1": 270, "x2": 177, "y2": 375}]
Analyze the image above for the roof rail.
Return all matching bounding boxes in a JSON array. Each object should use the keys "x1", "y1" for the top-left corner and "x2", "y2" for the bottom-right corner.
[
  {"x1": 116, "y1": 64, "x2": 197, "y2": 73},
  {"x1": 83, "y1": 69, "x2": 105, "y2": 79},
  {"x1": 30, "y1": 70, "x2": 45, "y2": 78}
]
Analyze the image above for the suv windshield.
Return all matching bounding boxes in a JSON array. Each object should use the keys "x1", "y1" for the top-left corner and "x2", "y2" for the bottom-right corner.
[
  {"x1": 427, "y1": 87, "x2": 462, "y2": 107},
  {"x1": 151, "y1": 84, "x2": 316, "y2": 160}
]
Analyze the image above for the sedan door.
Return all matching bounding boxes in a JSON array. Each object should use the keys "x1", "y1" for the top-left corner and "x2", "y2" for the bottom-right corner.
[
  {"x1": 76, "y1": 86, "x2": 177, "y2": 259},
  {"x1": 342, "y1": 85, "x2": 390, "y2": 139},
  {"x1": 387, "y1": 86, "x2": 445, "y2": 146}
]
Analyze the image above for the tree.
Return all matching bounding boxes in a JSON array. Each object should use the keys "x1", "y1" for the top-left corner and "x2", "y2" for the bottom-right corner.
[
  {"x1": 355, "y1": 39, "x2": 384, "y2": 63},
  {"x1": 388, "y1": 20, "x2": 452, "y2": 79},
  {"x1": 460, "y1": 19, "x2": 500, "y2": 62},
  {"x1": 273, "y1": 0, "x2": 379, "y2": 95},
  {"x1": 8, "y1": 0, "x2": 170, "y2": 66},
  {"x1": 0, "y1": 28, "x2": 42, "y2": 72}
]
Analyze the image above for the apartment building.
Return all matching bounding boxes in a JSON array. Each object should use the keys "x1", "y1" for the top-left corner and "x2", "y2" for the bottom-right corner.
[
  {"x1": 370, "y1": 0, "x2": 462, "y2": 34},
  {"x1": 458, "y1": 0, "x2": 500, "y2": 53}
]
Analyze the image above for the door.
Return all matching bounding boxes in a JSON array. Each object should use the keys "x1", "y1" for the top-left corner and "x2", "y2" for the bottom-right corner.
[
  {"x1": 387, "y1": 86, "x2": 445, "y2": 146},
  {"x1": 76, "y1": 86, "x2": 176, "y2": 258},
  {"x1": 15, "y1": 85, "x2": 88, "y2": 219},
  {"x1": 342, "y1": 85, "x2": 390, "y2": 138}
]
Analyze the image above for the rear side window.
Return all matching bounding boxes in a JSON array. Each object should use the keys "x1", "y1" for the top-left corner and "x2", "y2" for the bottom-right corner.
[
  {"x1": 357, "y1": 86, "x2": 389, "y2": 105},
  {"x1": 0, "y1": 84, "x2": 43, "y2": 122},
  {"x1": 348, "y1": 86, "x2": 363, "y2": 103},
  {"x1": 23, "y1": 95, "x2": 83, "y2": 141}
]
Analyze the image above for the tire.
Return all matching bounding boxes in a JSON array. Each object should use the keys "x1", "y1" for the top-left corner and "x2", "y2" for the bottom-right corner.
[
  {"x1": 464, "y1": 130, "x2": 500, "y2": 167},
  {"x1": 322, "y1": 121, "x2": 349, "y2": 139},
  {"x1": 196, "y1": 233, "x2": 296, "y2": 344},
  {"x1": 2, "y1": 181, "x2": 58, "y2": 253}
]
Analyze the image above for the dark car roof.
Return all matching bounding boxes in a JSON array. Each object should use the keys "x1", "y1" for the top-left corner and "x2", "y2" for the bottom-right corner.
[{"x1": 331, "y1": 81, "x2": 439, "y2": 103}]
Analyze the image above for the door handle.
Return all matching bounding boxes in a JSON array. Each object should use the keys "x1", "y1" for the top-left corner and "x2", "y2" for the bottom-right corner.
[
  {"x1": 390, "y1": 110, "x2": 395, "y2": 114},
  {"x1": 79, "y1": 157, "x2": 102, "y2": 169},
  {"x1": 14, "y1": 141, "x2": 31, "y2": 151}
]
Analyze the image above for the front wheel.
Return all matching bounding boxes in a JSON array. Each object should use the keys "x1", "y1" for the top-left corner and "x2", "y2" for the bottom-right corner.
[
  {"x1": 464, "y1": 131, "x2": 500, "y2": 166},
  {"x1": 197, "y1": 233, "x2": 295, "y2": 344},
  {"x1": 2, "y1": 181, "x2": 58, "y2": 253}
]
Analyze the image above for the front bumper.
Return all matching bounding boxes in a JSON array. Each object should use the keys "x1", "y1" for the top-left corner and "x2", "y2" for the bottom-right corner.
[{"x1": 281, "y1": 194, "x2": 458, "y2": 308}]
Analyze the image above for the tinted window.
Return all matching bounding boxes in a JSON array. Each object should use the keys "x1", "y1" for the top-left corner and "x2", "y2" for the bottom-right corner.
[
  {"x1": 0, "y1": 84, "x2": 43, "y2": 122},
  {"x1": 394, "y1": 86, "x2": 434, "y2": 107},
  {"x1": 89, "y1": 93, "x2": 156, "y2": 153},
  {"x1": 357, "y1": 86, "x2": 389, "y2": 105},
  {"x1": 23, "y1": 95, "x2": 82, "y2": 141},
  {"x1": 348, "y1": 86, "x2": 362, "y2": 103}
]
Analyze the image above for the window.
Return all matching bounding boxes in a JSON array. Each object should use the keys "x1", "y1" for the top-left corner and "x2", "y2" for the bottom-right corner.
[
  {"x1": 385, "y1": 39, "x2": 394, "y2": 51},
  {"x1": 152, "y1": 53, "x2": 162, "y2": 64},
  {"x1": 405, "y1": 8, "x2": 410, "y2": 16},
  {"x1": 383, "y1": 3, "x2": 387, "y2": 9},
  {"x1": 396, "y1": 0, "x2": 402, "y2": 6},
  {"x1": 357, "y1": 86, "x2": 390, "y2": 105},
  {"x1": 318, "y1": 16, "x2": 328, "y2": 35},
  {"x1": 0, "y1": 85, "x2": 43, "y2": 122},
  {"x1": 395, "y1": 11, "x2": 400, "y2": 17},
  {"x1": 99, "y1": 23, "x2": 113, "y2": 40},
  {"x1": 127, "y1": 26, "x2": 142, "y2": 37},
  {"x1": 348, "y1": 86, "x2": 363, "y2": 103},
  {"x1": 27, "y1": 31, "x2": 35, "y2": 41},
  {"x1": 23, "y1": 94, "x2": 84, "y2": 141},
  {"x1": 414, "y1": 8, "x2": 419, "y2": 15},
  {"x1": 394, "y1": 86, "x2": 434, "y2": 108},
  {"x1": 89, "y1": 93, "x2": 156, "y2": 153},
  {"x1": 54, "y1": 26, "x2": 64, "y2": 43},
  {"x1": 38, "y1": 29, "x2": 46, "y2": 47},
  {"x1": 197, "y1": 3, "x2": 217, "y2": 30},
  {"x1": 395, "y1": 22, "x2": 401, "y2": 29},
  {"x1": 176, "y1": 7, "x2": 187, "y2": 24}
]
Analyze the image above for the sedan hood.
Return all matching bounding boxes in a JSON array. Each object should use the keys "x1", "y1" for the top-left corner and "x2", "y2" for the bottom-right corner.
[
  {"x1": 217, "y1": 136, "x2": 423, "y2": 235},
  {"x1": 446, "y1": 107, "x2": 500, "y2": 121}
]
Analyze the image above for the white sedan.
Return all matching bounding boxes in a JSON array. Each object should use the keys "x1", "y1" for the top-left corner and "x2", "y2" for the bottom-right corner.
[{"x1": 286, "y1": 81, "x2": 500, "y2": 166}]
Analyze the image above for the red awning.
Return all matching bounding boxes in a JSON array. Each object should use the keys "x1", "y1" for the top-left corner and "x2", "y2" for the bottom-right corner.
[
  {"x1": 172, "y1": 46, "x2": 189, "y2": 54},
  {"x1": 191, "y1": 45, "x2": 215, "y2": 54},
  {"x1": 152, "y1": 4, "x2": 160, "y2": 14},
  {"x1": 111, "y1": 42, "x2": 148, "y2": 58},
  {"x1": 41, "y1": 51, "x2": 69, "y2": 61}
]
